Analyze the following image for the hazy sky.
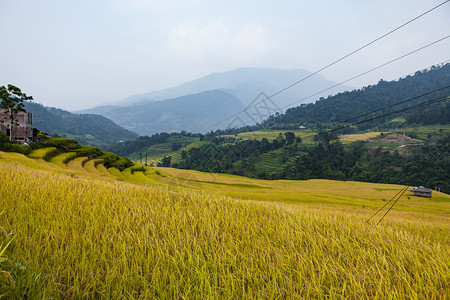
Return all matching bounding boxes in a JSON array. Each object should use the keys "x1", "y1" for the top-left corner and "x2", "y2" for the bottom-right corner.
[{"x1": 0, "y1": 0, "x2": 449, "y2": 110}]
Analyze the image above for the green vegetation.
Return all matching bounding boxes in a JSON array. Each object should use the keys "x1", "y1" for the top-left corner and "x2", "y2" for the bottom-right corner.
[
  {"x1": 103, "y1": 131, "x2": 204, "y2": 166},
  {"x1": 262, "y1": 63, "x2": 450, "y2": 130},
  {"x1": 224, "y1": 129, "x2": 317, "y2": 143},
  {"x1": 174, "y1": 128, "x2": 450, "y2": 193},
  {"x1": 39, "y1": 138, "x2": 80, "y2": 152},
  {"x1": 0, "y1": 84, "x2": 33, "y2": 144},
  {"x1": 0, "y1": 133, "x2": 32, "y2": 155},
  {"x1": 24, "y1": 102, "x2": 138, "y2": 147},
  {"x1": 1, "y1": 64, "x2": 448, "y2": 298}
]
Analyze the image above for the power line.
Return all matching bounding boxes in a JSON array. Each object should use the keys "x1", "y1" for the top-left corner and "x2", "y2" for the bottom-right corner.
[
  {"x1": 206, "y1": 0, "x2": 450, "y2": 130},
  {"x1": 269, "y1": 0, "x2": 450, "y2": 100},
  {"x1": 279, "y1": 37, "x2": 449, "y2": 111},
  {"x1": 208, "y1": 36, "x2": 449, "y2": 130},
  {"x1": 366, "y1": 135, "x2": 450, "y2": 224},
  {"x1": 326, "y1": 94, "x2": 450, "y2": 134},
  {"x1": 339, "y1": 84, "x2": 450, "y2": 124}
]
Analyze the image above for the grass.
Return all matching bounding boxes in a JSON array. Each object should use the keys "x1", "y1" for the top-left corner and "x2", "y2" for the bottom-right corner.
[
  {"x1": 152, "y1": 167, "x2": 450, "y2": 215},
  {"x1": 0, "y1": 150, "x2": 449, "y2": 298},
  {"x1": 49, "y1": 152, "x2": 78, "y2": 167},
  {"x1": 84, "y1": 159, "x2": 106, "y2": 176},
  {"x1": 66, "y1": 156, "x2": 90, "y2": 173},
  {"x1": 27, "y1": 147, "x2": 58, "y2": 161}
]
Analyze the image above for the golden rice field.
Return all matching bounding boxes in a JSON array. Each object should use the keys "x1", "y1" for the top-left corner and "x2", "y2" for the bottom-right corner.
[
  {"x1": 0, "y1": 150, "x2": 449, "y2": 299},
  {"x1": 339, "y1": 132, "x2": 383, "y2": 143}
]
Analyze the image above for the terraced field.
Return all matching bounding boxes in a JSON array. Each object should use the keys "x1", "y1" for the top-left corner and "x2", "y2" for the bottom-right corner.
[
  {"x1": 224, "y1": 129, "x2": 317, "y2": 143},
  {"x1": 25, "y1": 148, "x2": 157, "y2": 184},
  {"x1": 1, "y1": 149, "x2": 449, "y2": 298},
  {"x1": 22, "y1": 147, "x2": 450, "y2": 216},
  {"x1": 253, "y1": 149, "x2": 300, "y2": 175}
]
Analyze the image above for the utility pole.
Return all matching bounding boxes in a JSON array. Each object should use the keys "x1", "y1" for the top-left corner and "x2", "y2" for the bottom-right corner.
[
  {"x1": 145, "y1": 137, "x2": 149, "y2": 166},
  {"x1": 139, "y1": 137, "x2": 143, "y2": 164}
]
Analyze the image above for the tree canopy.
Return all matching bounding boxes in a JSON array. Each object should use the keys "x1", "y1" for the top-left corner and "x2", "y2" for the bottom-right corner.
[{"x1": 0, "y1": 84, "x2": 33, "y2": 142}]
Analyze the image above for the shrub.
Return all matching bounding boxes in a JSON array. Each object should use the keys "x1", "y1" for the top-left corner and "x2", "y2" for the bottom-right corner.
[{"x1": 41, "y1": 138, "x2": 80, "y2": 152}]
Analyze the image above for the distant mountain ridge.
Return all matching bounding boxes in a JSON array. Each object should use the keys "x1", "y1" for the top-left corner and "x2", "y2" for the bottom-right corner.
[
  {"x1": 93, "y1": 90, "x2": 244, "y2": 135},
  {"x1": 77, "y1": 67, "x2": 350, "y2": 135},
  {"x1": 113, "y1": 68, "x2": 350, "y2": 107},
  {"x1": 25, "y1": 102, "x2": 138, "y2": 146}
]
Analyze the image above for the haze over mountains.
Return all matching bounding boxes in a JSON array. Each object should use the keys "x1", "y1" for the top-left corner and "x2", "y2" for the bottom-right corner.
[
  {"x1": 95, "y1": 90, "x2": 244, "y2": 135},
  {"x1": 78, "y1": 68, "x2": 351, "y2": 135}
]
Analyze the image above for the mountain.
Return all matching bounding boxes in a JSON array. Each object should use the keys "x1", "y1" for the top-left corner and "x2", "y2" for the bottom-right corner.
[
  {"x1": 114, "y1": 68, "x2": 348, "y2": 106},
  {"x1": 77, "y1": 67, "x2": 350, "y2": 119},
  {"x1": 24, "y1": 102, "x2": 138, "y2": 146},
  {"x1": 93, "y1": 90, "x2": 244, "y2": 135},
  {"x1": 76, "y1": 67, "x2": 350, "y2": 135}
]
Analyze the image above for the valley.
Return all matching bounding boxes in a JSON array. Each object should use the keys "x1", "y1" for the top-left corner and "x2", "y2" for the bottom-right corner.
[
  {"x1": 2, "y1": 1, "x2": 449, "y2": 298},
  {"x1": 1, "y1": 63, "x2": 448, "y2": 299}
]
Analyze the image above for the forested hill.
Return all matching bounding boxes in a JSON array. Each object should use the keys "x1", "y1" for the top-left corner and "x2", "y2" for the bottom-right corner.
[
  {"x1": 25, "y1": 102, "x2": 138, "y2": 146},
  {"x1": 263, "y1": 64, "x2": 450, "y2": 128}
]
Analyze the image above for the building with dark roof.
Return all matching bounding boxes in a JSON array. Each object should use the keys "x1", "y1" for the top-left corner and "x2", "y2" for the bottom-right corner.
[{"x1": 412, "y1": 186, "x2": 432, "y2": 198}]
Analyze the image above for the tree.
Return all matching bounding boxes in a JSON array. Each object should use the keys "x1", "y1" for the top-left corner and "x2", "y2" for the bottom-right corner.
[
  {"x1": 161, "y1": 155, "x2": 172, "y2": 167},
  {"x1": 284, "y1": 132, "x2": 296, "y2": 144},
  {"x1": 0, "y1": 84, "x2": 33, "y2": 142}
]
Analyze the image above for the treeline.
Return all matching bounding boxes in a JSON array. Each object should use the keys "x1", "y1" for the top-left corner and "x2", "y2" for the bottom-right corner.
[
  {"x1": 281, "y1": 139, "x2": 449, "y2": 193},
  {"x1": 103, "y1": 131, "x2": 203, "y2": 156},
  {"x1": 405, "y1": 101, "x2": 450, "y2": 125},
  {"x1": 262, "y1": 64, "x2": 450, "y2": 129},
  {"x1": 172, "y1": 132, "x2": 450, "y2": 193},
  {"x1": 174, "y1": 132, "x2": 301, "y2": 172}
]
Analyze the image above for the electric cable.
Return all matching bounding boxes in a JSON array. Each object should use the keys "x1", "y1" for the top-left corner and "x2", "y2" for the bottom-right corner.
[
  {"x1": 326, "y1": 94, "x2": 449, "y2": 134},
  {"x1": 366, "y1": 135, "x2": 450, "y2": 224},
  {"x1": 205, "y1": 1, "x2": 450, "y2": 130},
  {"x1": 279, "y1": 37, "x2": 449, "y2": 111},
  {"x1": 207, "y1": 35, "x2": 449, "y2": 130}
]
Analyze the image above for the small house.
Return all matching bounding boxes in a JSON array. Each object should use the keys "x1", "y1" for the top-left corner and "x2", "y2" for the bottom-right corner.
[
  {"x1": 412, "y1": 186, "x2": 432, "y2": 198},
  {"x1": 0, "y1": 110, "x2": 33, "y2": 143}
]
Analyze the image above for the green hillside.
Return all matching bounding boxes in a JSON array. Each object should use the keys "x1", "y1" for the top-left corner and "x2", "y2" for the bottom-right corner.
[
  {"x1": 24, "y1": 102, "x2": 138, "y2": 146},
  {"x1": 263, "y1": 63, "x2": 450, "y2": 129}
]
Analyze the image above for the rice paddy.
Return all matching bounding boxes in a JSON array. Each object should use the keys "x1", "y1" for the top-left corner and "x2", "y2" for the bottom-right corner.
[
  {"x1": 339, "y1": 131, "x2": 383, "y2": 143},
  {"x1": 0, "y1": 149, "x2": 449, "y2": 298},
  {"x1": 224, "y1": 129, "x2": 317, "y2": 144}
]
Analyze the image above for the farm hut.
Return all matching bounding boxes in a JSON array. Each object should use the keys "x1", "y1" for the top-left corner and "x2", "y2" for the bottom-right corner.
[{"x1": 412, "y1": 186, "x2": 432, "y2": 198}]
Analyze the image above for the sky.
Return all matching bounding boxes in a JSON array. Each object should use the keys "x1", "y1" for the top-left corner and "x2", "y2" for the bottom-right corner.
[{"x1": 0, "y1": 0, "x2": 449, "y2": 111}]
